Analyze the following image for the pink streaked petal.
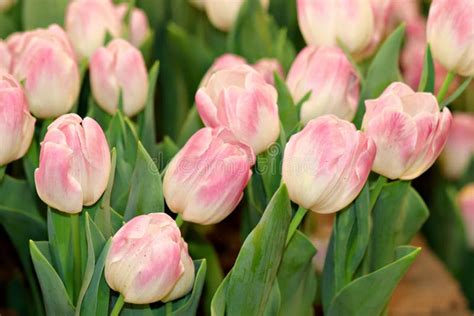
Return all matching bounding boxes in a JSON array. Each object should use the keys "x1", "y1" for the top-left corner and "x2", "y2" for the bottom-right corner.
[
  {"x1": 362, "y1": 93, "x2": 404, "y2": 129},
  {"x1": 90, "y1": 47, "x2": 119, "y2": 115},
  {"x1": 195, "y1": 89, "x2": 219, "y2": 127}
]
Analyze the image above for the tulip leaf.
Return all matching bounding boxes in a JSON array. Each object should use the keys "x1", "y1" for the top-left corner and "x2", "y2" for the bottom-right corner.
[
  {"x1": 441, "y1": 76, "x2": 473, "y2": 108},
  {"x1": 30, "y1": 240, "x2": 75, "y2": 316},
  {"x1": 87, "y1": 97, "x2": 112, "y2": 130},
  {"x1": 418, "y1": 45, "x2": 435, "y2": 93},
  {"x1": 0, "y1": 14, "x2": 16, "y2": 38},
  {"x1": 124, "y1": 141, "x2": 164, "y2": 221},
  {"x1": 177, "y1": 106, "x2": 204, "y2": 148},
  {"x1": 138, "y1": 62, "x2": 160, "y2": 156},
  {"x1": 22, "y1": 0, "x2": 68, "y2": 30},
  {"x1": 210, "y1": 273, "x2": 231, "y2": 316},
  {"x1": 274, "y1": 74, "x2": 298, "y2": 135},
  {"x1": 225, "y1": 183, "x2": 292, "y2": 315},
  {"x1": 22, "y1": 137, "x2": 40, "y2": 191},
  {"x1": 264, "y1": 282, "x2": 281, "y2": 316},
  {"x1": 156, "y1": 136, "x2": 180, "y2": 172}
]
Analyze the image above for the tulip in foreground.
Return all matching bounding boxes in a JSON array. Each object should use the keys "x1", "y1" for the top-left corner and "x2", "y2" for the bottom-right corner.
[
  {"x1": 286, "y1": 46, "x2": 360, "y2": 124},
  {"x1": 362, "y1": 82, "x2": 452, "y2": 180},
  {"x1": 282, "y1": 115, "x2": 376, "y2": 214},
  {"x1": 204, "y1": 0, "x2": 269, "y2": 31},
  {"x1": 164, "y1": 127, "x2": 255, "y2": 225},
  {"x1": 0, "y1": 72, "x2": 36, "y2": 166},
  {"x1": 427, "y1": 0, "x2": 474, "y2": 77},
  {"x1": 90, "y1": 39, "x2": 148, "y2": 117},
  {"x1": 196, "y1": 64, "x2": 280, "y2": 154},
  {"x1": 458, "y1": 184, "x2": 474, "y2": 249},
  {"x1": 105, "y1": 213, "x2": 195, "y2": 304},
  {"x1": 116, "y1": 3, "x2": 150, "y2": 48},
  {"x1": 35, "y1": 114, "x2": 111, "y2": 214}
]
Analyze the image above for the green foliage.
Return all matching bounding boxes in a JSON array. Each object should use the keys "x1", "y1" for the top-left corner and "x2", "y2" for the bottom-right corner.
[
  {"x1": 138, "y1": 62, "x2": 160, "y2": 156},
  {"x1": 418, "y1": 45, "x2": 435, "y2": 93},
  {"x1": 22, "y1": 0, "x2": 68, "y2": 29}
]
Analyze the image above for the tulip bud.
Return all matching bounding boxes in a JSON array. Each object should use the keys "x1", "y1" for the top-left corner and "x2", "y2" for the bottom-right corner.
[
  {"x1": 439, "y1": 113, "x2": 474, "y2": 180},
  {"x1": 200, "y1": 54, "x2": 247, "y2": 87},
  {"x1": 115, "y1": 4, "x2": 150, "y2": 48},
  {"x1": 65, "y1": 0, "x2": 121, "y2": 59},
  {"x1": 163, "y1": 127, "x2": 255, "y2": 225},
  {"x1": 204, "y1": 0, "x2": 269, "y2": 32},
  {"x1": 427, "y1": 0, "x2": 474, "y2": 77},
  {"x1": 282, "y1": 115, "x2": 376, "y2": 214},
  {"x1": 8, "y1": 25, "x2": 80, "y2": 119},
  {"x1": 0, "y1": 41, "x2": 11, "y2": 72},
  {"x1": 0, "y1": 72, "x2": 36, "y2": 166},
  {"x1": 196, "y1": 64, "x2": 280, "y2": 154},
  {"x1": 34, "y1": 114, "x2": 110, "y2": 214},
  {"x1": 0, "y1": 0, "x2": 15, "y2": 12},
  {"x1": 105, "y1": 213, "x2": 195, "y2": 304},
  {"x1": 287, "y1": 46, "x2": 360, "y2": 124},
  {"x1": 252, "y1": 58, "x2": 284, "y2": 85},
  {"x1": 362, "y1": 82, "x2": 452, "y2": 180},
  {"x1": 90, "y1": 39, "x2": 148, "y2": 117},
  {"x1": 458, "y1": 184, "x2": 474, "y2": 249}
]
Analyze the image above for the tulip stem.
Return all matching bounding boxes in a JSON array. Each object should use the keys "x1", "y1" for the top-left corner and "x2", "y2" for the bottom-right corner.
[
  {"x1": 110, "y1": 294, "x2": 125, "y2": 316},
  {"x1": 285, "y1": 207, "x2": 308, "y2": 246},
  {"x1": 71, "y1": 213, "x2": 82, "y2": 303},
  {"x1": 437, "y1": 71, "x2": 455, "y2": 105},
  {"x1": 175, "y1": 214, "x2": 184, "y2": 227},
  {"x1": 369, "y1": 176, "x2": 387, "y2": 210}
]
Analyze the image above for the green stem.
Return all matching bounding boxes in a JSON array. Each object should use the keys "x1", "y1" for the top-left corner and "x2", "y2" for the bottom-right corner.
[
  {"x1": 285, "y1": 207, "x2": 308, "y2": 246},
  {"x1": 110, "y1": 294, "x2": 125, "y2": 316},
  {"x1": 71, "y1": 213, "x2": 81, "y2": 302},
  {"x1": 175, "y1": 214, "x2": 184, "y2": 228},
  {"x1": 369, "y1": 176, "x2": 387, "y2": 210},
  {"x1": 165, "y1": 301, "x2": 173, "y2": 315},
  {"x1": 0, "y1": 165, "x2": 5, "y2": 183},
  {"x1": 437, "y1": 71, "x2": 455, "y2": 105}
]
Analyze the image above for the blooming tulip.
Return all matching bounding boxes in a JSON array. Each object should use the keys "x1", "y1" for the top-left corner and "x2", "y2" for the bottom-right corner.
[
  {"x1": 282, "y1": 115, "x2": 376, "y2": 214},
  {"x1": 458, "y1": 184, "x2": 474, "y2": 249},
  {"x1": 0, "y1": 0, "x2": 15, "y2": 12},
  {"x1": 90, "y1": 39, "x2": 148, "y2": 117},
  {"x1": 286, "y1": 46, "x2": 360, "y2": 124},
  {"x1": 105, "y1": 213, "x2": 195, "y2": 304},
  {"x1": 196, "y1": 64, "x2": 280, "y2": 154},
  {"x1": 115, "y1": 3, "x2": 150, "y2": 48},
  {"x1": 362, "y1": 82, "x2": 452, "y2": 180},
  {"x1": 8, "y1": 25, "x2": 80, "y2": 119},
  {"x1": 0, "y1": 41, "x2": 11, "y2": 72},
  {"x1": 439, "y1": 113, "x2": 474, "y2": 180},
  {"x1": 0, "y1": 72, "x2": 36, "y2": 166},
  {"x1": 427, "y1": 0, "x2": 474, "y2": 77},
  {"x1": 163, "y1": 127, "x2": 255, "y2": 225},
  {"x1": 204, "y1": 0, "x2": 269, "y2": 32},
  {"x1": 35, "y1": 114, "x2": 110, "y2": 214},
  {"x1": 252, "y1": 58, "x2": 284, "y2": 85},
  {"x1": 65, "y1": 0, "x2": 121, "y2": 59}
]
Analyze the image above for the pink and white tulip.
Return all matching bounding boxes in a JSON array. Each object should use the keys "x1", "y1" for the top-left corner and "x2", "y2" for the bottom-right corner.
[
  {"x1": 0, "y1": 72, "x2": 36, "y2": 166},
  {"x1": 362, "y1": 82, "x2": 452, "y2": 180},
  {"x1": 282, "y1": 115, "x2": 376, "y2": 214},
  {"x1": 427, "y1": 0, "x2": 474, "y2": 77},
  {"x1": 90, "y1": 39, "x2": 148, "y2": 117},
  {"x1": 252, "y1": 58, "x2": 284, "y2": 85},
  {"x1": 0, "y1": 41, "x2": 11, "y2": 72},
  {"x1": 8, "y1": 25, "x2": 80, "y2": 119},
  {"x1": 458, "y1": 184, "x2": 474, "y2": 249},
  {"x1": 163, "y1": 127, "x2": 255, "y2": 225},
  {"x1": 196, "y1": 64, "x2": 280, "y2": 154},
  {"x1": 105, "y1": 213, "x2": 195, "y2": 304},
  {"x1": 286, "y1": 46, "x2": 360, "y2": 124},
  {"x1": 115, "y1": 3, "x2": 150, "y2": 48},
  {"x1": 34, "y1": 114, "x2": 111, "y2": 214},
  {"x1": 65, "y1": 0, "x2": 121, "y2": 59},
  {"x1": 440, "y1": 113, "x2": 474, "y2": 180}
]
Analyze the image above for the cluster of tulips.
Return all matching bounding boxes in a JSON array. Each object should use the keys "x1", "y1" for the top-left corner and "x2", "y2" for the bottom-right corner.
[{"x1": 0, "y1": 0, "x2": 473, "y2": 314}]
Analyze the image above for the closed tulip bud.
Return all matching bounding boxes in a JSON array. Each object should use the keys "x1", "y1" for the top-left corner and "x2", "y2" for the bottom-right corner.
[
  {"x1": 439, "y1": 113, "x2": 474, "y2": 180},
  {"x1": 458, "y1": 184, "x2": 474, "y2": 249},
  {"x1": 196, "y1": 64, "x2": 280, "y2": 154},
  {"x1": 362, "y1": 82, "x2": 452, "y2": 180},
  {"x1": 90, "y1": 39, "x2": 148, "y2": 117},
  {"x1": 65, "y1": 0, "x2": 121, "y2": 59},
  {"x1": 252, "y1": 58, "x2": 284, "y2": 85},
  {"x1": 115, "y1": 4, "x2": 150, "y2": 48},
  {"x1": 287, "y1": 46, "x2": 360, "y2": 124},
  {"x1": 8, "y1": 25, "x2": 80, "y2": 119},
  {"x1": 34, "y1": 114, "x2": 110, "y2": 214},
  {"x1": 0, "y1": 41, "x2": 11, "y2": 72},
  {"x1": 282, "y1": 115, "x2": 376, "y2": 214},
  {"x1": 0, "y1": 0, "x2": 15, "y2": 12},
  {"x1": 427, "y1": 0, "x2": 474, "y2": 77},
  {"x1": 204, "y1": 0, "x2": 269, "y2": 32},
  {"x1": 105, "y1": 213, "x2": 195, "y2": 304},
  {"x1": 0, "y1": 72, "x2": 36, "y2": 166},
  {"x1": 200, "y1": 54, "x2": 247, "y2": 87},
  {"x1": 163, "y1": 127, "x2": 255, "y2": 225}
]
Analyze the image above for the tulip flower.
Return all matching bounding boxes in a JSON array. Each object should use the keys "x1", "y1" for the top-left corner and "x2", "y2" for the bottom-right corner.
[
  {"x1": 90, "y1": 39, "x2": 148, "y2": 117},
  {"x1": 8, "y1": 25, "x2": 80, "y2": 119},
  {"x1": 204, "y1": 0, "x2": 269, "y2": 32},
  {"x1": 163, "y1": 127, "x2": 255, "y2": 225},
  {"x1": 458, "y1": 184, "x2": 474, "y2": 249},
  {"x1": 427, "y1": 0, "x2": 474, "y2": 77},
  {"x1": 65, "y1": 0, "x2": 121, "y2": 59},
  {"x1": 439, "y1": 113, "x2": 474, "y2": 180},
  {"x1": 105, "y1": 213, "x2": 195, "y2": 304},
  {"x1": 0, "y1": 0, "x2": 15, "y2": 12},
  {"x1": 282, "y1": 115, "x2": 376, "y2": 214},
  {"x1": 286, "y1": 46, "x2": 360, "y2": 124},
  {"x1": 252, "y1": 58, "x2": 284, "y2": 85},
  {"x1": 35, "y1": 114, "x2": 111, "y2": 214},
  {"x1": 0, "y1": 72, "x2": 36, "y2": 166},
  {"x1": 196, "y1": 64, "x2": 280, "y2": 154},
  {"x1": 362, "y1": 82, "x2": 452, "y2": 180},
  {"x1": 0, "y1": 41, "x2": 11, "y2": 72},
  {"x1": 115, "y1": 3, "x2": 150, "y2": 48}
]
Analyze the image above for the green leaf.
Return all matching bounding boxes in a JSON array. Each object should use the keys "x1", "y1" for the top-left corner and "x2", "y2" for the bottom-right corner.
[
  {"x1": 22, "y1": 0, "x2": 68, "y2": 29},
  {"x1": 138, "y1": 62, "x2": 160, "y2": 155},
  {"x1": 441, "y1": 76, "x2": 473, "y2": 108},
  {"x1": 263, "y1": 282, "x2": 281, "y2": 316},
  {"x1": 418, "y1": 45, "x2": 435, "y2": 93},
  {"x1": 0, "y1": 13, "x2": 16, "y2": 43},
  {"x1": 274, "y1": 74, "x2": 298, "y2": 135},
  {"x1": 156, "y1": 136, "x2": 180, "y2": 172},
  {"x1": 225, "y1": 183, "x2": 292, "y2": 315},
  {"x1": 30, "y1": 241, "x2": 75, "y2": 316},
  {"x1": 210, "y1": 273, "x2": 230, "y2": 316},
  {"x1": 177, "y1": 106, "x2": 204, "y2": 148},
  {"x1": 86, "y1": 96, "x2": 112, "y2": 130},
  {"x1": 22, "y1": 137, "x2": 40, "y2": 191}
]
